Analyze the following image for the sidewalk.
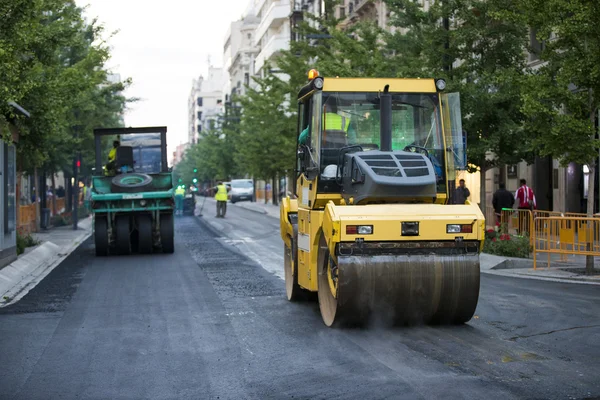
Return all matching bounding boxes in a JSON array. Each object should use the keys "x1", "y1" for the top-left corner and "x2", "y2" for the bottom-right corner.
[
  {"x1": 233, "y1": 200, "x2": 279, "y2": 219},
  {"x1": 481, "y1": 252, "x2": 600, "y2": 285},
  {"x1": 0, "y1": 216, "x2": 93, "y2": 307}
]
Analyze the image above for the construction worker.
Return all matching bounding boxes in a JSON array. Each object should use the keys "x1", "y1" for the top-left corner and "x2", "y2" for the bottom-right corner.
[
  {"x1": 105, "y1": 140, "x2": 120, "y2": 176},
  {"x1": 174, "y1": 185, "x2": 186, "y2": 215},
  {"x1": 298, "y1": 103, "x2": 356, "y2": 146},
  {"x1": 214, "y1": 181, "x2": 229, "y2": 218}
]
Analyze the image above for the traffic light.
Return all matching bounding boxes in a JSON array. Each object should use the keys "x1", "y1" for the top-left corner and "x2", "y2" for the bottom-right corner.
[
  {"x1": 192, "y1": 178, "x2": 198, "y2": 183},
  {"x1": 193, "y1": 168, "x2": 198, "y2": 173},
  {"x1": 178, "y1": 178, "x2": 182, "y2": 183},
  {"x1": 76, "y1": 160, "x2": 81, "y2": 168}
]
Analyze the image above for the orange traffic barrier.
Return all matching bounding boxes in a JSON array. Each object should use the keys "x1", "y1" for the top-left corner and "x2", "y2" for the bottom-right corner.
[
  {"x1": 532, "y1": 217, "x2": 600, "y2": 269},
  {"x1": 18, "y1": 204, "x2": 36, "y2": 234}
]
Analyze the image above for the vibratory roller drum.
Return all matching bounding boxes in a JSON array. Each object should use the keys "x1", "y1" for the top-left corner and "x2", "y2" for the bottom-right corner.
[{"x1": 317, "y1": 237, "x2": 481, "y2": 327}]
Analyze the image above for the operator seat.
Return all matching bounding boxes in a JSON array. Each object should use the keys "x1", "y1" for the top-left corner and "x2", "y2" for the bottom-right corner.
[{"x1": 115, "y1": 146, "x2": 135, "y2": 173}]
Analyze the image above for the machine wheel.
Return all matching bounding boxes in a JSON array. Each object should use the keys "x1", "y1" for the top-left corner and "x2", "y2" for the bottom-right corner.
[
  {"x1": 94, "y1": 216, "x2": 109, "y2": 256},
  {"x1": 115, "y1": 215, "x2": 131, "y2": 255},
  {"x1": 110, "y1": 173, "x2": 153, "y2": 193},
  {"x1": 137, "y1": 214, "x2": 153, "y2": 254},
  {"x1": 160, "y1": 213, "x2": 174, "y2": 253},
  {"x1": 284, "y1": 230, "x2": 302, "y2": 301}
]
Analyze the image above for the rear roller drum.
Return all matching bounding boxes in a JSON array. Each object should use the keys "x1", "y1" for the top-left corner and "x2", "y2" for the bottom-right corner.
[
  {"x1": 137, "y1": 214, "x2": 153, "y2": 254},
  {"x1": 284, "y1": 235, "x2": 303, "y2": 301},
  {"x1": 94, "y1": 216, "x2": 109, "y2": 257},
  {"x1": 115, "y1": 215, "x2": 131, "y2": 255}
]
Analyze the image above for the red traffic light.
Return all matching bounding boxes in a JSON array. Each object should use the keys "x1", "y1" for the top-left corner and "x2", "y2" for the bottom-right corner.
[{"x1": 76, "y1": 160, "x2": 81, "y2": 168}]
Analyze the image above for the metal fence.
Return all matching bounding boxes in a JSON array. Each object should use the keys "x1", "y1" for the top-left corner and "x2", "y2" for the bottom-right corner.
[{"x1": 533, "y1": 217, "x2": 600, "y2": 269}]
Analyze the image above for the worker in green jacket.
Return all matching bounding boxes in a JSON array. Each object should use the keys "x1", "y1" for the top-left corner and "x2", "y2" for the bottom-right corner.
[
  {"x1": 298, "y1": 112, "x2": 357, "y2": 146},
  {"x1": 175, "y1": 185, "x2": 186, "y2": 215}
]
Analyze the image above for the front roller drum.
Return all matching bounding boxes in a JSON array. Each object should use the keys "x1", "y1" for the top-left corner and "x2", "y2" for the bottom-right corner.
[{"x1": 318, "y1": 243, "x2": 480, "y2": 327}]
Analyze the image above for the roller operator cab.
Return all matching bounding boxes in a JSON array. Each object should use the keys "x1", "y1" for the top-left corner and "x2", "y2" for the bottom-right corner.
[
  {"x1": 280, "y1": 71, "x2": 485, "y2": 327},
  {"x1": 91, "y1": 126, "x2": 175, "y2": 256}
]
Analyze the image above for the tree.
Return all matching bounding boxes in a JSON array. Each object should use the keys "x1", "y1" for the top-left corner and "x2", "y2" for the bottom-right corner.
[
  {"x1": 384, "y1": 0, "x2": 530, "y2": 210},
  {"x1": 514, "y1": 0, "x2": 600, "y2": 274},
  {"x1": 237, "y1": 72, "x2": 296, "y2": 194}
]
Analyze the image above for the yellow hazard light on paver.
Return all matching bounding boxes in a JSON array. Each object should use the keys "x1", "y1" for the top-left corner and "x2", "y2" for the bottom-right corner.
[{"x1": 308, "y1": 69, "x2": 319, "y2": 80}]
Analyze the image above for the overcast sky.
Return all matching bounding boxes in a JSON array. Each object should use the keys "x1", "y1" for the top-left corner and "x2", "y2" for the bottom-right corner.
[{"x1": 76, "y1": 0, "x2": 250, "y2": 157}]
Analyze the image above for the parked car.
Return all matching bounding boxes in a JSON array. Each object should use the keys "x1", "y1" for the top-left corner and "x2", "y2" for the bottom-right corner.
[{"x1": 229, "y1": 179, "x2": 254, "y2": 204}]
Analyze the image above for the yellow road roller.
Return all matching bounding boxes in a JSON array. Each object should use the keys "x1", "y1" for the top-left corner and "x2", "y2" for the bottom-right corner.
[{"x1": 280, "y1": 70, "x2": 485, "y2": 327}]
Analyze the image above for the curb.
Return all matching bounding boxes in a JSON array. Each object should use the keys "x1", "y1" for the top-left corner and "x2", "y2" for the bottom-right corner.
[
  {"x1": 0, "y1": 227, "x2": 92, "y2": 308},
  {"x1": 233, "y1": 202, "x2": 269, "y2": 216}
]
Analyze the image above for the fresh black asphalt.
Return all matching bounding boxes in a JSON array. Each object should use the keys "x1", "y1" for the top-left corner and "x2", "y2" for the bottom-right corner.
[{"x1": 0, "y1": 210, "x2": 599, "y2": 400}]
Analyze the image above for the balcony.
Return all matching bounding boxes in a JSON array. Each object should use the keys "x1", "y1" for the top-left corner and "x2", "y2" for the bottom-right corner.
[
  {"x1": 254, "y1": 0, "x2": 291, "y2": 46},
  {"x1": 254, "y1": 35, "x2": 290, "y2": 72}
]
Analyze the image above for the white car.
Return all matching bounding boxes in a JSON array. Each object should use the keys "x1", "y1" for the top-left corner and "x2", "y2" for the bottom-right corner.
[{"x1": 229, "y1": 179, "x2": 254, "y2": 203}]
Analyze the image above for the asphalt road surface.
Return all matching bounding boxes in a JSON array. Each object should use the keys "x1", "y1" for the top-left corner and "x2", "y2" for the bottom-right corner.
[{"x1": 0, "y1": 205, "x2": 599, "y2": 400}]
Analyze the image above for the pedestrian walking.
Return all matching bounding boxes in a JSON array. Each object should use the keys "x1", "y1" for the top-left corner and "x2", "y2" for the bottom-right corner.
[
  {"x1": 214, "y1": 181, "x2": 229, "y2": 218},
  {"x1": 515, "y1": 178, "x2": 536, "y2": 235},
  {"x1": 453, "y1": 179, "x2": 470, "y2": 204},
  {"x1": 492, "y1": 183, "x2": 515, "y2": 228}
]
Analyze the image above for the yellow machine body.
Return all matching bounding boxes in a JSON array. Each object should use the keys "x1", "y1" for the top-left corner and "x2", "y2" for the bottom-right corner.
[{"x1": 280, "y1": 74, "x2": 484, "y2": 327}]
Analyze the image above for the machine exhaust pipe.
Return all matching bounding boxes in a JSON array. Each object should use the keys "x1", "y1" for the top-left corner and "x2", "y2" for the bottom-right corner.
[{"x1": 380, "y1": 84, "x2": 392, "y2": 152}]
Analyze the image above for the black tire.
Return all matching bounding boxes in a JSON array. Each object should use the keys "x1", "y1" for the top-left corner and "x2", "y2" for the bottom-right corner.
[
  {"x1": 115, "y1": 215, "x2": 131, "y2": 255},
  {"x1": 284, "y1": 229, "x2": 303, "y2": 301},
  {"x1": 110, "y1": 173, "x2": 153, "y2": 193},
  {"x1": 94, "y1": 216, "x2": 109, "y2": 256},
  {"x1": 137, "y1": 214, "x2": 153, "y2": 254},
  {"x1": 160, "y1": 213, "x2": 174, "y2": 253}
]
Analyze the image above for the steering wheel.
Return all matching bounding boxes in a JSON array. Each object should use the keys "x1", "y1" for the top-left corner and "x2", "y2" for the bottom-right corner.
[
  {"x1": 355, "y1": 143, "x2": 379, "y2": 150},
  {"x1": 403, "y1": 145, "x2": 429, "y2": 158}
]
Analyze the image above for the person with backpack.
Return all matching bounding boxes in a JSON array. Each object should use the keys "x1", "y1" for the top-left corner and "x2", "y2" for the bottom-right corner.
[{"x1": 515, "y1": 179, "x2": 536, "y2": 235}]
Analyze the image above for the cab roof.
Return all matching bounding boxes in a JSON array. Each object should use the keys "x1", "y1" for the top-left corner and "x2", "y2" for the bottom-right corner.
[
  {"x1": 297, "y1": 77, "x2": 438, "y2": 99},
  {"x1": 322, "y1": 77, "x2": 437, "y2": 93}
]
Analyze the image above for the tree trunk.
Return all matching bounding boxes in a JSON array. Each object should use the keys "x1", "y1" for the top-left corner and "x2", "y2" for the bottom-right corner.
[
  {"x1": 51, "y1": 173, "x2": 57, "y2": 216},
  {"x1": 273, "y1": 176, "x2": 279, "y2": 206},
  {"x1": 479, "y1": 167, "x2": 487, "y2": 214},
  {"x1": 586, "y1": 163, "x2": 596, "y2": 275},
  {"x1": 34, "y1": 168, "x2": 40, "y2": 232}
]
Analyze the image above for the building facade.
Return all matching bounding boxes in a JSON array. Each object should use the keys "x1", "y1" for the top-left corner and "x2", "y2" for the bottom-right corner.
[
  {"x1": 172, "y1": 143, "x2": 188, "y2": 167},
  {"x1": 187, "y1": 67, "x2": 225, "y2": 144},
  {"x1": 223, "y1": 13, "x2": 261, "y2": 103},
  {"x1": 253, "y1": 0, "x2": 292, "y2": 77}
]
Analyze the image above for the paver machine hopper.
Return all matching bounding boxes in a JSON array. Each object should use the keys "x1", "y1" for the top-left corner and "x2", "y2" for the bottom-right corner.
[
  {"x1": 91, "y1": 126, "x2": 175, "y2": 256},
  {"x1": 280, "y1": 71, "x2": 485, "y2": 327}
]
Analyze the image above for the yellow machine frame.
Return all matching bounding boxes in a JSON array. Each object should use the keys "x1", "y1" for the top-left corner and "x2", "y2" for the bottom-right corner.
[{"x1": 280, "y1": 72, "x2": 485, "y2": 325}]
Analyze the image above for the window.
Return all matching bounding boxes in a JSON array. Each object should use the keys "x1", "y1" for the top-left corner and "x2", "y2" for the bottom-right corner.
[
  {"x1": 247, "y1": 33, "x2": 252, "y2": 39},
  {"x1": 197, "y1": 97, "x2": 203, "y2": 106},
  {"x1": 529, "y1": 27, "x2": 545, "y2": 62},
  {"x1": 197, "y1": 124, "x2": 202, "y2": 133},
  {"x1": 217, "y1": 99, "x2": 222, "y2": 105},
  {"x1": 119, "y1": 133, "x2": 163, "y2": 174},
  {"x1": 197, "y1": 111, "x2": 202, "y2": 120}
]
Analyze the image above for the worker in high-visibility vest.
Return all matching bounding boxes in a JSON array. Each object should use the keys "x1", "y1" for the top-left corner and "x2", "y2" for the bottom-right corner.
[
  {"x1": 298, "y1": 112, "x2": 354, "y2": 146},
  {"x1": 105, "y1": 140, "x2": 120, "y2": 176},
  {"x1": 174, "y1": 185, "x2": 186, "y2": 215},
  {"x1": 214, "y1": 181, "x2": 229, "y2": 218}
]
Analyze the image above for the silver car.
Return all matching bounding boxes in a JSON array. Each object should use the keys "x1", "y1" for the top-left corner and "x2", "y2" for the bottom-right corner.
[{"x1": 229, "y1": 179, "x2": 254, "y2": 203}]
